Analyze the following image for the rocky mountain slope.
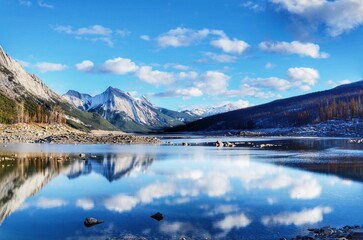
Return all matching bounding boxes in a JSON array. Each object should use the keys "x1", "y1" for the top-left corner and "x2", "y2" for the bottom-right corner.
[
  {"x1": 0, "y1": 46, "x2": 117, "y2": 130},
  {"x1": 168, "y1": 80, "x2": 363, "y2": 133},
  {"x1": 63, "y1": 88, "x2": 197, "y2": 132}
]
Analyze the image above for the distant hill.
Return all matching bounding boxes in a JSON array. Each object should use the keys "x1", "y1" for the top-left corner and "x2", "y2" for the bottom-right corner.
[
  {"x1": 0, "y1": 46, "x2": 116, "y2": 131},
  {"x1": 63, "y1": 87, "x2": 198, "y2": 132},
  {"x1": 167, "y1": 80, "x2": 363, "y2": 132}
]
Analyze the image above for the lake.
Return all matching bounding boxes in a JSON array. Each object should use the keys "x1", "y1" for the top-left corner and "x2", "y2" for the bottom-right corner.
[{"x1": 0, "y1": 137, "x2": 363, "y2": 240}]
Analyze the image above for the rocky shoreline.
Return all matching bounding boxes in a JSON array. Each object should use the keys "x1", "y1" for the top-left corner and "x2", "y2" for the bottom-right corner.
[{"x1": 0, "y1": 123, "x2": 160, "y2": 144}]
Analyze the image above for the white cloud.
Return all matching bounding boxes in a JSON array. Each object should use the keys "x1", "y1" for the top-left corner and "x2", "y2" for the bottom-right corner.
[
  {"x1": 245, "y1": 67, "x2": 320, "y2": 92},
  {"x1": 76, "y1": 198, "x2": 94, "y2": 210},
  {"x1": 140, "y1": 35, "x2": 151, "y2": 41},
  {"x1": 34, "y1": 62, "x2": 68, "y2": 73},
  {"x1": 153, "y1": 87, "x2": 203, "y2": 98},
  {"x1": 75, "y1": 60, "x2": 94, "y2": 72},
  {"x1": 246, "y1": 77, "x2": 292, "y2": 91},
  {"x1": 135, "y1": 66, "x2": 176, "y2": 85},
  {"x1": 54, "y1": 25, "x2": 112, "y2": 36},
  {"x1": 202, "y1": 52, "x2": 238, "y2": 63},
  {"x1": 164, "y1": 63, "x2": 190, "y2": 71},
  {"x1": 102, "y1": 57, "x2": 138, "y2": 75},
  {"x1": 270, "y1": 0, "x2": 363, "y2": 36},
  {"x1": 36, "y1": 198, "x2": 67, "y2": 209},
  {"x1": 211, "y1": 37, "x2": 249, "y2": 54},
  {"x1": 327, "y1": 79, "x2": 352, "y2": 88},
  {"x1": 37, "y1": 0, "x2": 54, "y2": 8},
  {"x1": 156, "y1": 27, "x2": 211, "y2": 48},
  {"x1": 178, "y1": 71, "x2": 198, "y2": 80},
  {"x1": 104, "y1": 194, "x2": 139, "y2": 213},
  {"x1": 262, "y1": 206, "x2": 332, "y2": 226},
  {"x1": 195, "y1": 71, "x2": 230, "y2": 95},
  {"x1": 259, "y1": 41, "x2": 329, "y2": 59},
  {"x1": 215, "y1": 213, "x2": 251, "y2": 231},
  {"x1": 287, "y1": 67, "x2": 320, "y2": 90},
  {"x1": 53, "y1": 24, "x2": 129, "y2": 47},
  {"x1": 270, "y1": 0, "x2": 325, "y2": 14}
]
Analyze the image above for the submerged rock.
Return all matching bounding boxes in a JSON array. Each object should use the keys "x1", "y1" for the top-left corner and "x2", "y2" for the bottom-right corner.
[
  {"x1": 150, "y1": 212, "x2": 163, "y2": 221},
  {"x1": 84, "y1": 217, "x2": 104, "y2": 227}
]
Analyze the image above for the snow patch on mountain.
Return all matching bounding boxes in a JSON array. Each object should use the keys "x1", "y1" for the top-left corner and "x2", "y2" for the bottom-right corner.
[{"x1": 184, "y1": 100, "x2": 250, "y2": 117}]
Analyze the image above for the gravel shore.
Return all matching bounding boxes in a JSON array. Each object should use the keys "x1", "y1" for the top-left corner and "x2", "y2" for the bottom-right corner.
[{"x1": 0, "y1": 123, "x2": 160, "y2": 144}]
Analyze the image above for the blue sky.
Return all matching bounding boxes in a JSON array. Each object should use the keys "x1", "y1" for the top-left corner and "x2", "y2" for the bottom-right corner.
[{"x1": 1, "y1": 0, "x2": 363, "y2": 110}]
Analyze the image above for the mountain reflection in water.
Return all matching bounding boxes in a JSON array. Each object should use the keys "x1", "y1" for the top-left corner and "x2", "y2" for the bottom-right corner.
[
  {"x1": 0, "y1": 153, "x2": 154, "y2": 223},
  {"x1": 0, "y1": 140, "x2": 362, "y2": 240}
]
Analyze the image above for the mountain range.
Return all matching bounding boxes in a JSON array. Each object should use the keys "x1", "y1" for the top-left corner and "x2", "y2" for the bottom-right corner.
[
  {"x1": 0, "y1": 46, "x2": 116, "y2": 131},
  {"x1": 169, "y1": 80, "x2": 363, "y2": 133}
]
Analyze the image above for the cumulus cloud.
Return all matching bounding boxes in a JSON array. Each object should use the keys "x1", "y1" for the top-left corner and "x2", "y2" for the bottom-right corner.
[
  {"x1": 270, "y1": 0, "x2": 363, "y2": 36},
  {"x1": 75, "y1": 60, "x2": 94, "y2": 72},
  {"x1": 262, "y1": 206, "x2": 333, "y2": 226},
  {"x1": 156, "y1": 27, "x2": 249, "y2": 55},
  {"x1": 102, "y1": 57, "x2": 138, "y2": 75},
  {"x1": 156, "y1": 27, "x2": 211, "y2": 48},
  {"x1": 287, "y1": 67, "x2": 320, "y2": 90},
  {"x1": 76, "y1": 198, "x2": 94, "y2": 210},
  {"x1": 104, "y1": 194, "x2": 139, "y2": 213},
  {"x1": 211, "y1": 37, "x2": 249, "y2": 54},
  {"x1": 36, "y1": 198, "x2": 67, "y2": 209},
  {"x1": 34, "y1": 62, "x2": 68, "y2": 73},
  {"x1": 259, "y1": 41, "x2": 329, "y2": 59},
  {"x1": 195, "y1": 71, "x2": 230, "y2": 95},
  {"x1": 135, "y1": 66, "x2": 176, "y2": 85},
  {"x1": 245, "y1": 67, "x2": 320, "y2": 92}
]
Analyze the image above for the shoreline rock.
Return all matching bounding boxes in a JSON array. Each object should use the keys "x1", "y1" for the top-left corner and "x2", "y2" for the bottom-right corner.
[{"x1": 0, "y1": 123, "x2": 160, "y2": 145}]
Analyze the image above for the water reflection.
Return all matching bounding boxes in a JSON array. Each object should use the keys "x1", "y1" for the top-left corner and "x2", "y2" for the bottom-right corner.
[
  {"x1": 0, "y1": 141, "x2": 362, "y2": 239},
  {"x1": 0, "y1": 152, "x2": 154, "y2": 225}
]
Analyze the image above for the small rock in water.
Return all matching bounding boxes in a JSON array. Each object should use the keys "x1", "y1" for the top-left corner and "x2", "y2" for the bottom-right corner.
[
  {"x1": 84, "y1": 217, "x2": 104, "y2": 227},
  {"x1": 216, "y1": 140, "x2": 224, "y2": 147},
  {"x1": 150, "y1": 212, "x2": 163, "y2": 221}
]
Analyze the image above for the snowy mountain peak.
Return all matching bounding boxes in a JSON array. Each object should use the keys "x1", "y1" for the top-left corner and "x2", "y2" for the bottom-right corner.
[{"x1": 184, "y1": 101, "x2": 249, "y2": 118}]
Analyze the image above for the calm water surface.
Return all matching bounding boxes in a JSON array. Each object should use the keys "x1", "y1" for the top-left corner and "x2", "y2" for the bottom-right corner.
[{"x1": 0, "y1": 137, "x2": 363, "y2": 240}]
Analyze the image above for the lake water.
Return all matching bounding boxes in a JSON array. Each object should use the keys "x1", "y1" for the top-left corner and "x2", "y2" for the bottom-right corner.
[{"x1": 0, "y1": 137, "x2": 363, "y2": 240}]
